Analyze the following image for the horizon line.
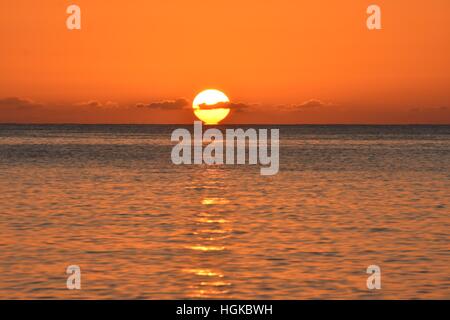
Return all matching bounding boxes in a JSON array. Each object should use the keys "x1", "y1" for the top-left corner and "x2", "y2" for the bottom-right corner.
[{"x1": 1, "y1": 123, "x2": 449, "y2": 126}]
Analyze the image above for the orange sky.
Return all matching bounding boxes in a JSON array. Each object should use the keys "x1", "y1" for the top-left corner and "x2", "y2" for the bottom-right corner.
[{"x1": 0, "y1": 0, "x2": 449, "y2": 124}]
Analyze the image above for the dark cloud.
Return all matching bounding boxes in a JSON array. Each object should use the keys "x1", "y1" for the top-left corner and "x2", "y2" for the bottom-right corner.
[
  {"x1": 103, "y1": 101, "x2": 120, "y2": 108},
  {"x1": 275, "y1": 99, "x2": 334, "y2": 112},
  {"x1": 410, "y1": 106, "x2": 449, "y2": 113},
  {"x1": 293, "y1": 99, "x2": 330, "y2": 109},
  {"x1": 197, "y1": 101, "x2": 254, "y2": 113},
  {"x1": 230, "y1": 102, "x2": 254, "y2": 113},
  {"x1": 74, "y1": 100, "x2": 103, "y2": 108},
  {"x1": 0, "y1": 97, "x2": 43, "y2": 110},
  {"x1": 137, "y1": 98, "x2": 189, "y2": 110},
  {"x1": 74, "y1": 100, "x2": 120, "y2": 108},
  {"x1": 197, "y1": 102, "x2": 230, "y2": 110}
]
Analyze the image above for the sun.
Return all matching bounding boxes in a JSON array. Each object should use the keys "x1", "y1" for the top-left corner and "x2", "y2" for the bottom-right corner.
[{"x1": 193, "y1": 89, "x2": 231, "y2": 125}]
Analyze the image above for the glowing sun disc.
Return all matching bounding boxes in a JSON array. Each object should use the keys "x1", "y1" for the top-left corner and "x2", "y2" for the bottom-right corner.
[{"x1": 193, "y1": 89, "x2": 230, "y2": 125}]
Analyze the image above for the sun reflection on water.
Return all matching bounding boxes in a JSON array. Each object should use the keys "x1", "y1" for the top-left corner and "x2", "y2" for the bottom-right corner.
[
  {"x1": 183, "y1": 190, "x2": 234, "y2": 298},
  {"x1": 188, "y1": 245, "x2": 226, "y2": 252},
  {"x1": 201, "y1": 198, "x2": 231, "y2": 205}
]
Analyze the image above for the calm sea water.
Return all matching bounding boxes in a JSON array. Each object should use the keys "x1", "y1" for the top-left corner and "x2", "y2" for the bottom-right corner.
[{"x1": 0, "y1": 124, "x2": 449, "y2": 299}]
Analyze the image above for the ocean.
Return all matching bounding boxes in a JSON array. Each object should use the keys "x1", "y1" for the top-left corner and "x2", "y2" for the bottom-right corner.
[{"x1": 0, "y1": 124, "x2": 449, "y2": 299}]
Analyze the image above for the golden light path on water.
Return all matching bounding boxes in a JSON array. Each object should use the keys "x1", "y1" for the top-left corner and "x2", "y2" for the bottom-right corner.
[{"x1": 183, "y1": 168, "x2": 234, "y2": 298}]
